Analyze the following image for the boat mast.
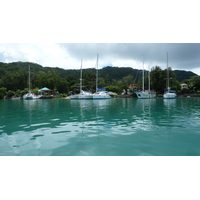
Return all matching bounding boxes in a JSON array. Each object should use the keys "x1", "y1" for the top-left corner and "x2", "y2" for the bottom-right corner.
[
  {"x1": 148, "y1": 65, "x2": 150, "y2": 91},
  {"x1": 142, "y1": 58, "x2": 144, "y2": 91},
  {"x1": 96, "y1": 54, "x2": 99, "y2": 93},
  {"x1": 166, "y1": 52, "x2": 169, "y2": 92},
  {"x1": 80, "y1": 59, "x2": 82, "y2": 93},
  {"x1": 28, "y1": 65, "x2": 30, "y2": 92}
]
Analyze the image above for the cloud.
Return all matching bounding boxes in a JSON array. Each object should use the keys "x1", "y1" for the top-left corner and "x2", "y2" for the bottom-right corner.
[
  {"x1": 0, "y1": 43, "x2": 74, "y2": 68},
  {"x1": 59, "y1": 43, "x2": 200, "y2": 73},
  {"x1": 0, "y1": 43, "x2": 200, "y2": 74}
]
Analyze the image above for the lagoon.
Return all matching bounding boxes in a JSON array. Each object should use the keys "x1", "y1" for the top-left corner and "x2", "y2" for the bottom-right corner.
[{"x1": 0, "y1": 97, "x2": 200, "y2": 156}]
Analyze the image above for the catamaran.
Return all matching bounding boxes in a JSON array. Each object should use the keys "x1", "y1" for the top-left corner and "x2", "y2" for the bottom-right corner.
[
  {"x1": 23, "y1": 65, "x2": 37, "y2": 100},
  {"x1": 70, "y1": 59, "x2": 93, "y2": 100},
  {"x1": 163, "y1": 53, "x2": 177, "y2": 99},
  {"x1": 92, "y1": 54, "x2": 111, "y2": 99},
  {"x1": 135, "y1": 62, "x2": 156, "y2": 99}
]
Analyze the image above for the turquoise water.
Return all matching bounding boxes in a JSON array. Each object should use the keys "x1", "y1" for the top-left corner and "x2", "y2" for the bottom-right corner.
[{"x1": 0, "y1": 98, "x2": 200, "y2": 156}]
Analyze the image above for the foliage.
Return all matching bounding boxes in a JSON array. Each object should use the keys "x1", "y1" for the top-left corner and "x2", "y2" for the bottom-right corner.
[
  {"x1": 137, "y1": 66, "x2": 178, "y2": 93},
  {"x1": 82, "y1": 68, "x2": 96, "y2": 91},
  {"x1": 117, "y1": 75, "x2": 135, "y2": 95},
  {"x1": 52, "y1": 94, "x2": 68, "y2": 98},
  {"x1": 105, "y1": 85, "x2": 121, "y2": 94},
  {"x1": 6, "y1": 91, "x2": 15, "y2": 98},
  {"x1": 173, "y1": 81, "x2": 181, "y2": 92},
  {"x1": 0, "y1": 61, "x2": 199, "y2": 95},
  {"x1": 174, "y1": 70, "x2": 197, "y2": 82},
  {"x1": 15, "y1": 89, "x2": 23, "y2": 97},
  {"x1": 181, "y1": 88, "x2": 191, "y2": 94},
  {"x1": 20, "y1": 88, "x2": 29, "y2": 97},
  {"x1": 32, "y1": 88, "x2": 40, "y2": 95},
  {"x1": 150, "y1": 66, "x2": 166, "y2": 93},
  {"x1": 187, "y1": 76, "x2": 200, "y2": 92},
  {"x1": 0, "y1": 87, "x2": 7, "y2": 99},
  {"x1": 100, "y1": 66, "x2": 143, "y2": 83}
]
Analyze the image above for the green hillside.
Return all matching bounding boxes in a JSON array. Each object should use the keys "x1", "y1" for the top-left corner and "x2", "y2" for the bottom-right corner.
[
  {"x1": 0, "y1": 61, "x2": 198, "y2": 94},
  {"x1": 174, "y1": 70, "x2": 197, "y2": 82}
]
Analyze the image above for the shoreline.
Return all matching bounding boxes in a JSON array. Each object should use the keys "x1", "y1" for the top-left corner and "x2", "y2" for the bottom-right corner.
[{"x1": 3, "y1": 93, "x2": 200, "y2": 100}]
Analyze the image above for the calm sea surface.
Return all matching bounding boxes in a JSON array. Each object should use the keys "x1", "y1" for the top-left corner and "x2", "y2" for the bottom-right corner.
[{"x1": 0, "y1": 97, "x2": 200, "y2": 156}]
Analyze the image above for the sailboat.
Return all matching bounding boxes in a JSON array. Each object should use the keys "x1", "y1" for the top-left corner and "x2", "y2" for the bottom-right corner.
[
  {"x1": 23, "y1": 65, "x2": 37, "y2": 100},
  {"x1": 163, "y1": 53, "x2": 177, "y2": 99},
  {"x1": 70, "y1": 59, "x2": 93, "y2": 100},
  {"x1": 92, "y1": 54, "x2": 111, "y2": 99},
  {"x1": 135, "y1": 62, "x2": 156, "y2": 99}
]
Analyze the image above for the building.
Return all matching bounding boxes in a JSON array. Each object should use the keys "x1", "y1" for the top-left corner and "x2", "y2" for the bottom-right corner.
[{"x1": 180, "y1": 83, "x2": 188, "y2": 90}]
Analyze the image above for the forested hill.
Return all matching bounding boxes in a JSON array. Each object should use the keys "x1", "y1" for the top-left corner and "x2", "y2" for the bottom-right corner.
[
  {"x1": 0, "y1": 61, "x2": 198, "y2": 83},
  {"x1": 173, "y1": 70, "x2": 198, "y2": 82},
  {"x1": 100, "y1": 67, "x2": 198, "y2": 82}
]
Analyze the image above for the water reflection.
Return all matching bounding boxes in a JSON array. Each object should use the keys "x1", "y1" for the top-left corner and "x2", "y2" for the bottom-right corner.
[
  {"x1": 0, "y1": 98, "x2": 191, "y2": 139},
  {"x1": 1, "y1": 98, "x2": 200, "y2": 155},
  {"x1": 70, "y1": 99, "x2": 112, "y2": 142},
  {"x1": 163, "y1": 98, "x2": 177, "y2": 108},
  {"x1": 134, "y1": 99, "x2": 157, "y2": 131},
  {"x1": 23, "y1": 99, "x2": 38, "y2": 110}
]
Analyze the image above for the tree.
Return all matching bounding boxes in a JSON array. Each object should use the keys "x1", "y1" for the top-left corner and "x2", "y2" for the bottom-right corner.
[
  {"x1": 189, "y1": 76, "x2": 200, "y2": 92},
  {"x1": 98, "y1": 77, "x2": 106, "y2": 88},
  {"x1": 6, "y1": 91, "x2": 15, "y2": 98},
  {"x1": 117, "y1": 75, "x2": 134, "y2": 95},
  {"x1": 0, "y1": 87, "x2": 7, "y2": 99},
  {"x1": 66, "y1": 75, "x2": 77, "y2": 92},
  {"x1": 56, "y1": 78, "x2": 69, "y2": 93},
  {"x1": 35, "y1": 71, "x2": 48, "y2": 88},
  {"x1": 0, "y1": 61, "x2": 198, "y2": 95},
  {"x1": 150, "y1": 66, "x2": 166, "y2": 93},
  {"x1": 105, "y1": 85, "x2": 121, "y2": 94},
  {"x1": 149, "y1": 66, "x2": 177, "y2": 93},
  {"x1": 165, "y1": 67, "x2": 177, "y2": 91},
  {"x1": 16, "y1": 70, "x2": 28, "y2": 90},
  {"x1": 173, "y1": 81, "x2": 181, "y2": 92},
  {"x1": 32, "y1": 88, "x2": 40, "y2": 95},
  {"x1": 46, "y1": 70, "x2": 60, "y2": 90},
  {"x1": 1, "y1": 71, "x2": 16, "y2": 91}
]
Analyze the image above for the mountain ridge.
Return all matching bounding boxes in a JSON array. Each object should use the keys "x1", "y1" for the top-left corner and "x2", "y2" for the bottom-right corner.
[{"x1": 0, "y1": 61, "x2": 198, "y2": 83}]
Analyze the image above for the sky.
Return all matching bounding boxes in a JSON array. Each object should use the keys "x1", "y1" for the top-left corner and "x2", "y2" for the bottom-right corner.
[
  {"x1": 0, "y1": 43, "x2": 200, "y2": 75},
  {"x1": 1, "y1": 1, "x2": 200, "y2": 75}
]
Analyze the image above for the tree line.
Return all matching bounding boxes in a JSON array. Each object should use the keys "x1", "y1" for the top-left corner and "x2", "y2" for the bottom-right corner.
[{"x1": 0, "y1": 61, "x2": 199, "y2": 98}]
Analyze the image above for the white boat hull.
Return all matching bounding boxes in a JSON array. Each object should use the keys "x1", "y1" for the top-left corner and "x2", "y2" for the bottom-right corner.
[
  {"x1": 70, "y1": 92, "x2": 111, "y2": 100},
  {"x1": 136, "y1": 91, "x2": 156, "y2": 99},
  {"x1": 163, "y1": 92, "x2": 177, "y2": 99},
  {"x1": 79, "y1": 95, "x2": 93, "y2": 99},
  {"x1": 93, "y1": 95, "x2": 111, "y2": 99},
  {"x1": 23, "y1": 93, "x2": 37, "y2": 100},
  {"x1": 70, "y1": 95, "x2": 79, "y2": 99},
  {"x1": 92, "y1": 91, "x2": 111, "y2": 99},
  {"x1": 70, "y1": 91, "x2": 93, "y2": 100}
]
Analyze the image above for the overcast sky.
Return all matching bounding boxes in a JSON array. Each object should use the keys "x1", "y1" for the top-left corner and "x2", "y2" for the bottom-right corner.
[
  {"x1": 0, "y1": 43, "x2": 200, "y2": 75},
  {"x1": 1, "y1": 1, "x2": 200, "y2": 75}
]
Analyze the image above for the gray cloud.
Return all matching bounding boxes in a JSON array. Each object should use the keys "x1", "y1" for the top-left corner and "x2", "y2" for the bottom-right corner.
[
  {"x1": 0, "y1": 43, "x2": 200, "y2": 75},
  {"x1": 59, "y1": 43, "x2": 200, "y2": 72}
]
